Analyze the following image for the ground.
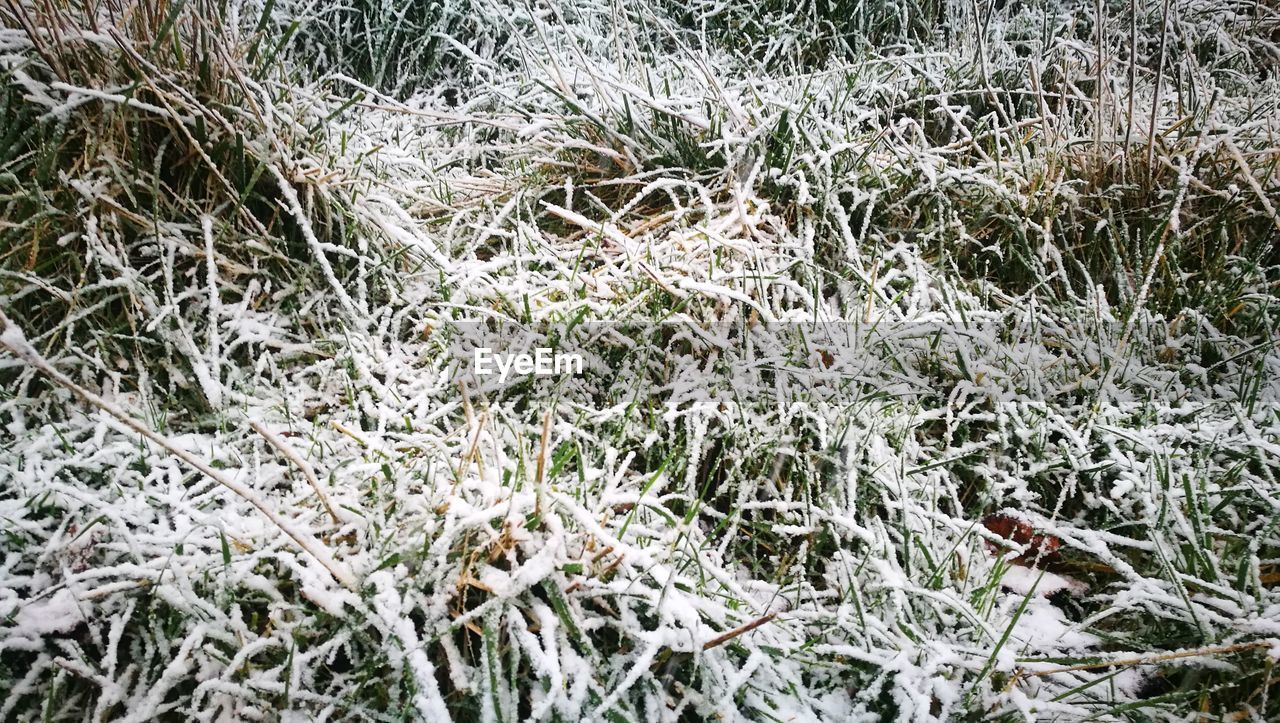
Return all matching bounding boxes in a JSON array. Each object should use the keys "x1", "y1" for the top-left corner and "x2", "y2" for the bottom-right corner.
[{"x1": 2, "y1": 0, "x2": 1280, "y2": 720}]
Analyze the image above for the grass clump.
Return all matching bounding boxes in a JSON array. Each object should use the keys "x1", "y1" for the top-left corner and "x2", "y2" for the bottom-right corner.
[
  {"x1": 0, "y1": 0, "x2": 397, "y2": 415},
  {"x1": 667, "y1": 0, "x2": 946, "y2": 70},
  {"x1": 281, "y1": 0, "x2": 503, "y2": 99}
]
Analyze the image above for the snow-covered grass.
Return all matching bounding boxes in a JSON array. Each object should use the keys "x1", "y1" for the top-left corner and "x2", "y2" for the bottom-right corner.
[{"x1": 2, "y1": 0, "x2": 1280, "y2": 720}]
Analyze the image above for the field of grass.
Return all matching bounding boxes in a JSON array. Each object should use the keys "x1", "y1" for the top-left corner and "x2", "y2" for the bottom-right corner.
[{"x1": 2, "y1": 0, "x2": 1280, "y2": 720}]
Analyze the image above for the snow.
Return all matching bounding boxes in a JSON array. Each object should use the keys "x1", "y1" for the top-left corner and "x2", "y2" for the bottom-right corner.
[
  {"x1": 2, "y1": 0, "x2": 1280, "y2": 719},
  {"x1": 9, "y1": 589, "x2": 86, "y2": 638},
  {"x1": 1007, "y1": 596, "x2": 1099, "y2": 651},
  {"x1": 0, "y1": 313, "x2": 32, "y2": 360},
  {"x1": 998, "y1": 566, "x2": 1087, "y2": 598}
]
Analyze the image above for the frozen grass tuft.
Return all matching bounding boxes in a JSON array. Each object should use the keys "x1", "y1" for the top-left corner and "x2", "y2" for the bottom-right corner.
[{"x1": 2, "y1": 0, "x2": 1280, "y2": 720}]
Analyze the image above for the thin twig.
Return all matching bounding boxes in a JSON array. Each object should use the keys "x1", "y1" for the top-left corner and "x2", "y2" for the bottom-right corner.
[
  {"x1": 702, "y1": 610, "x2": 778, "y2": 651},
  {"x1": 1123, "y1": 0, "x2": 1138, "y2": 159},
  {"x1": 249, "y1": 420, "x2": 343, "y2": 526},
  {"x1": 535, "y1": 408, "x2": 552, "y2": 517},
  {"x1": 0, "y1": 310, "x2": 358, "y2": 591},
  {"x1": 1146, "y1": 0, "x2": 1173, "y2": 176},
  {"x1": 1017, "y1": 640, "x2": 1274, "y2": 678}
]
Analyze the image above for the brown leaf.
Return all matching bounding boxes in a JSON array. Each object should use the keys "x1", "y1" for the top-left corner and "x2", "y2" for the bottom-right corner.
[{"x1": 981, "y1": 513, "x2": 1061, "y2": 567}]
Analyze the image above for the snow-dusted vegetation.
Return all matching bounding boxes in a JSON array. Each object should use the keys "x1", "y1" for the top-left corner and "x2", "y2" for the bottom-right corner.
[{"x1": 2, "y1": 0, "x2": 1280, "y2": 719}]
